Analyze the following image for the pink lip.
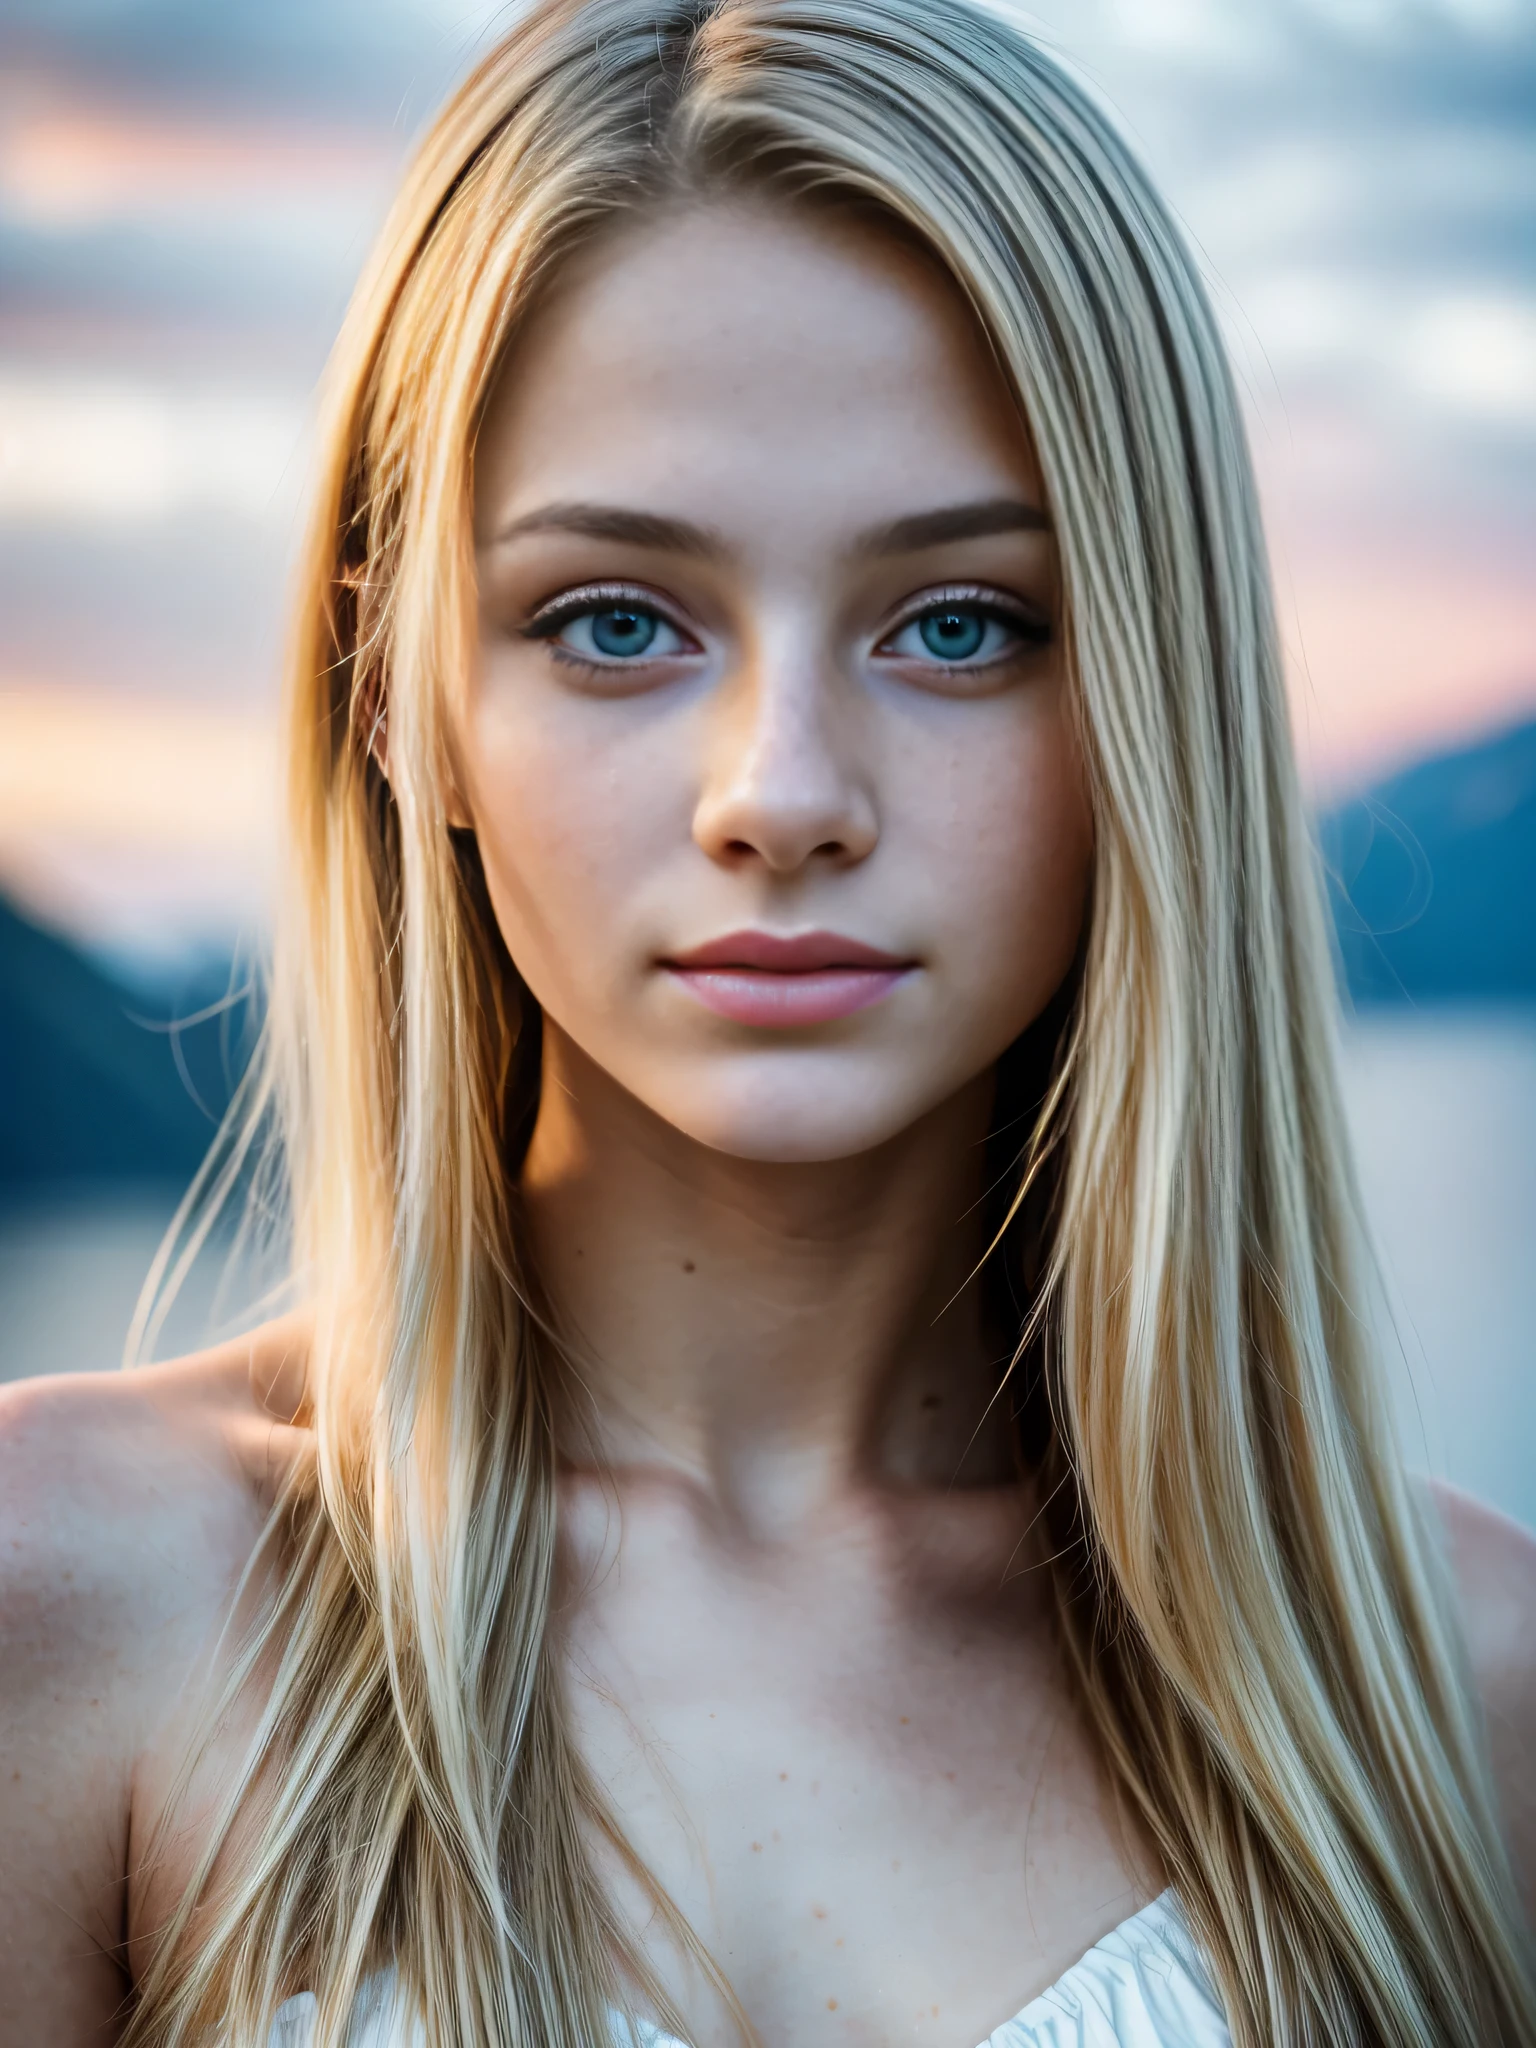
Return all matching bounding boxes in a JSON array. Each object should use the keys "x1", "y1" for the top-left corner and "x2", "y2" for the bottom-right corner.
[{"x1": 662, "y1": 929, "x2": 916, "y2": 1027}]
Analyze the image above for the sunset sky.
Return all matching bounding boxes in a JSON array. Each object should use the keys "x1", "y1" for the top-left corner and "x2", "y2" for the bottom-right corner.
[{"x1": 1, "y1": 0, "x2": 1532, "y2": 969}]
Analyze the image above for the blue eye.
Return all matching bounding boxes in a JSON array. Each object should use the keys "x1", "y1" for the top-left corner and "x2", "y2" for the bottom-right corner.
[
  {"x1": 883, "y1": 602, "x2": 1038, "y2": 667},
  {"x1": 919, "y1": 608, "x2": 985, "y2": 660},
  {"x1": 589, "y1": 607, "x2": 657, "y2": 657},
  {"x1": 540, "y1": 601, "x2": 689, "y2": 663}
]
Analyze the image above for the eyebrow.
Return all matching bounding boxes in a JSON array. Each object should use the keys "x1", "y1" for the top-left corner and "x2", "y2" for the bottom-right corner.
[
  {"x1": 486, "y1": 494, "x2": 1051, "y2": 558},
  {"x1": 859, "y1": 498, "x2": 1052, "y2": 554},
  {"x1": 488, "y1": 502, "x2": 729, "y2": 556}
]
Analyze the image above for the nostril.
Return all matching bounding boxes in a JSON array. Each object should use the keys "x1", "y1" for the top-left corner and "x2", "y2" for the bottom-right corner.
[
  {"x1": 694, "y1": 776, "x2": 878, "y2": 873},
  {"x1": 720, "y1": 835, "x2": 849, "y2": 863}
]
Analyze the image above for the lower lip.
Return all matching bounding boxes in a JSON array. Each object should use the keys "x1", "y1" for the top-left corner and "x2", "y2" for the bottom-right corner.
[{"x1": 665, "y1": 965, "x2": 911, "y2": 1027}]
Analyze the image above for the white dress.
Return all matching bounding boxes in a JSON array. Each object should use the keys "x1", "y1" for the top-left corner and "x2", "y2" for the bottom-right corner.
[{"x1": 268, "y1": 1891, "x2": 1231, "y2": 2047}]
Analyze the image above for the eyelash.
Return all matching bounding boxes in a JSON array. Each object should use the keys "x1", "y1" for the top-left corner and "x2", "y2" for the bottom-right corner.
[
  {"x1": 518, "y1": 580, "x2": 1052, "y2": 676},
  {"x1": 520, "y1": 583, "x2": 692, "y2": 668},
  {"x1": 876, "y1": 585, "x2": 1053, "y2": 666}
]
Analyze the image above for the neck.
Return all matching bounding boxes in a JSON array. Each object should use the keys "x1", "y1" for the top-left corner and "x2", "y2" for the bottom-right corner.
[{"x1": 520, "y1": 1026, "x2": 1016, "y2": 1540}]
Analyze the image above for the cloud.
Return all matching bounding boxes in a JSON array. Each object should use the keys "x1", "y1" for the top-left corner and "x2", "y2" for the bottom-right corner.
[
  {"x1": 0, "y1": 100, "x2": 394, "y2": 228},
  {"x1": 0, "y1": 0, "x2": 508, "y2": 121},
  {"x1": 0, "y1": 684, "x2": 276, "y2": 853},
  {"x1": 0, "y1": 370, "x2": 309, "y2": 523},
  {"x1": 0, "y1": 684, "x2": 277, "y2": 958},
  {"x1": 1399, "y1": 292, "x2": 1536, "y2": 425}
]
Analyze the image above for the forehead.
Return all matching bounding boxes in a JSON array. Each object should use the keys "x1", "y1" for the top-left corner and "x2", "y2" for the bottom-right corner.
[{"x1": 473, "y1": 201, "x2": 1042, "y2": 544}]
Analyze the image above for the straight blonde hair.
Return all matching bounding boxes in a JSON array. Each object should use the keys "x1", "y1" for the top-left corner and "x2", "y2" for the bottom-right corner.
[{"x1": 127, "y1": 1, "x2": 1536, "y2": 2042}]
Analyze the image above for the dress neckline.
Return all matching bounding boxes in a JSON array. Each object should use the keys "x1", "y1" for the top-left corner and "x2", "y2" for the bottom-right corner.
[
  {"x1": 984, "y1": 1892, "x2": 1177, "y2": 2036},
  {"x1": 620, "y1": 1889, "x2": 1201, "y2": 2048},
  {"x1": 979, "y1": 1889, "x2": 1198, "y2": 2041},
  {"x1": 273, "y1": 1886, "x2": 1228, "y2": 2047}
]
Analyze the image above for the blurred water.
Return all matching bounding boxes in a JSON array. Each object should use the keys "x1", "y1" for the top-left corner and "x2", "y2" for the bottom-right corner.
[
  {"x1": 1338, "y1": 1009, "x2": 1536, "y2": 1531},
  {"x1": 1, "y1": 1011, "x2": 1532, "y2": 1529},
  {"x1": 0, "y1": 1187, "x2": 263, "y2": 1379}
]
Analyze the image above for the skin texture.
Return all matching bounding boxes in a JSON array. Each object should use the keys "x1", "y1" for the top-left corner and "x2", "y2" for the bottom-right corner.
[
  {"x1": 0, "y1": 204, "x2": 1534, "y2": 2046},
  {"x1": 469, "y1": 207, "x2": 1091, "y2": 1170}
]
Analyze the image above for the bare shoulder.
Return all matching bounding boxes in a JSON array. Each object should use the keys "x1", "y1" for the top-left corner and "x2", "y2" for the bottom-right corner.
[
  {"x1": 1429, "y1": 1480, "x2": 1536, "y2": 1713},
  {"x1": 0, "y1": 1313, "x2": 310, "y2": 1620},
  {"x1": 0, "y1": 1316, "x2": 310, "y2": 2044},
  {"x1": 0, "y1": 1309, "x2": 313, "y2": 1755},
  {"x1": 1428, "y1": 1480, "x2": 1536, "y2": 1902}
]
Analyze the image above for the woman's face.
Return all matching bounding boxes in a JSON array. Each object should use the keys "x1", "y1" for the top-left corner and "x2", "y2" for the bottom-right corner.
[{"x1": 468, "y1": 203, "x2": 1092, "y2": 1163}]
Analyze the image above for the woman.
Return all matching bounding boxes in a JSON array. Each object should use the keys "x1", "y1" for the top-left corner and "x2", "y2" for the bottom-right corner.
[{"x1": 2, "y1": 0, "x2": 1533, "y2": 2041}]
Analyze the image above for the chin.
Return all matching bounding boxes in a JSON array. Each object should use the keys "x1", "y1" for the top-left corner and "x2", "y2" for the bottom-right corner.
[{"x1": 643, "y1": 1055, "x2": 955, "y2": 1165}]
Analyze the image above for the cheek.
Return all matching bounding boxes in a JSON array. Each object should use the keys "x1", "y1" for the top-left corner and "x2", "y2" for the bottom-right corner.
[
  {"x1": 461, "y1": 696, "x2": 674, "y2": 998},
  {"x1": 907, "y1": 704, "x2": 1092, "y2": 1021}
]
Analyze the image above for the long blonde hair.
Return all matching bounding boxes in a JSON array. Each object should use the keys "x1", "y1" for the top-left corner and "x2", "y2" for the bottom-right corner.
[{"x1": 127, "y1": 2, "x2": 1535, "y2": 2042}]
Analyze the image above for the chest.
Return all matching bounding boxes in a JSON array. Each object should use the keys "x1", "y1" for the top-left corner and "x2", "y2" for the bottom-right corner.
[{"x1": 559, "y1": 1499, "x2": 1153, "y2": 2048}]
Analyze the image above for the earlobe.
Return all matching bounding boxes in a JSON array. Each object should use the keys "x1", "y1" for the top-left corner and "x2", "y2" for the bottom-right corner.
[
  {"x1": 358, "y1": 678, "x2": 474, "y2": 828},
  {"x1": 441, "y1": 733, "x2": 476, "y2": 830}
]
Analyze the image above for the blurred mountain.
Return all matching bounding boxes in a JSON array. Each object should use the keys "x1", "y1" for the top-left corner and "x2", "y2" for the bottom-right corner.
[
  {"x1": 1320, "y1": 716, "x2": 1536, "y2": 1005},
  {"x1": 0, "y1": 896, "x2": 255, "y2": 1193}
]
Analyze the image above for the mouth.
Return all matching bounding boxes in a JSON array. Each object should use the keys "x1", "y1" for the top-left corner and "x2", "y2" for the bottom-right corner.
[{"x1": 660, "y1": 929, "x2": 916, "y2": 1028}]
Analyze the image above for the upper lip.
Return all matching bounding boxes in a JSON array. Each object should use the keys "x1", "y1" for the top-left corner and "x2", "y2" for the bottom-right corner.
[{"x1": 664, "y1": 929, "x2": 914, "y2": 972}]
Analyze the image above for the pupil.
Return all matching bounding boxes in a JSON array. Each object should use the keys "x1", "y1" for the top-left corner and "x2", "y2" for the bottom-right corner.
[
  {"x1": 591, "y1": 608, "x2": 656, "y2": 657},
  {"x1": 920, "y1": 608, "x2": 984, "y2": 660}
]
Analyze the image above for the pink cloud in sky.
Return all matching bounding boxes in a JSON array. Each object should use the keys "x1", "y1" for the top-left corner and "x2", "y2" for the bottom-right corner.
[
  {"x1": 0, "y1": 98, "x2": 396, "y2": 229},
  {"x1": 1276, "y1": 538, "x2": 1535, "y2": 792}
]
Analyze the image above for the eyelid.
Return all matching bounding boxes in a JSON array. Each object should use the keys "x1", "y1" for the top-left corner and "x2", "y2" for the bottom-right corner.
[
  {"x1": 522, "y1": 580, "x2": 698, "y2": 643},
  {"x1": 874, "y1": 582, "x2": 1052, "y2": 658},
  {"x1": 880, "y1": 581, "x2": 1044, "y2": 631}
]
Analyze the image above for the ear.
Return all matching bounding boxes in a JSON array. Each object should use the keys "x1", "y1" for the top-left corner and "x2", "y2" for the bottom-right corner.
[
  {"x1": 358, "y1": 677, "x2": 473, "y2": 830},
  {"x1": 440, "y1": 725, "x2": 475, "y2": 831}
]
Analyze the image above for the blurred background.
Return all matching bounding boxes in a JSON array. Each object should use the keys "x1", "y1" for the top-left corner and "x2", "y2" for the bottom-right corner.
[{"x1": 0, "y1": 0, "x2": 1532, "y2": 1516}]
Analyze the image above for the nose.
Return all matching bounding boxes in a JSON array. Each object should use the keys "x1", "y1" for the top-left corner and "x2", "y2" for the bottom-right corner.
[{"x1": 691, "y1": 642, "x2": 879, "y2": 875}]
